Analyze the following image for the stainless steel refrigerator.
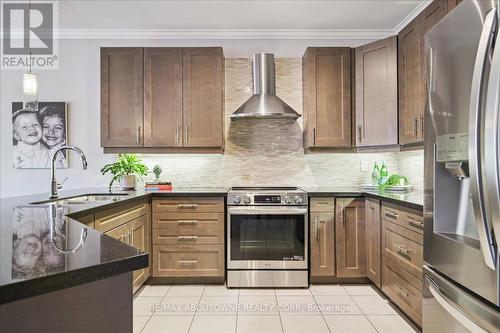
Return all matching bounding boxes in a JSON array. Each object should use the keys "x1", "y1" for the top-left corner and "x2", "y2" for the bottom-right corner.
[{"x1": 424, "y1": 1, "x2": 500, "y2": 332}]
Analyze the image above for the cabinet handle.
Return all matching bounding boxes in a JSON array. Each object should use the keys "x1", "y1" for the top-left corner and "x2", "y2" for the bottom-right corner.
[
  {"x1": 420, "y1": 114, "x2": 424, "y2": 137},
  {"x1": 339, "y1": 204, "x2": 345, "y2": 227},
  {"x1": 176, "y1": 125, "x2": 181, "y2": 144},
  {"x1": 177, "y1": 220, "x2": 198, "y2": 225},
  {"x1": 136, "y1": 126, "x2": 141, "y2": 144},
  {"x1": 177, "y1": 204, "x2": 198, "y2": 209},
  {"x1": 414, "y1": 117, "x2": 418, "y2": 137},
  {"x1": 396, "y1": 245, "x2": 411, "y2": 258},
  {"x1": 313, "y1": 128, "x2": 316, "y2": 146},
  {"x1": 408, "y1": 220, "x2": 424, "y2": 230},
  {"x1": 358, "y1": 126, "x2": 362, "y2": 143},
  {"x1": 178, "y1": 260, "x2": 197, "y2": 267},
  {"x1": 177, "y1": 236, "x2": 198, "y2": 241},
  {"x1": 186, "y1": 125, "x2": 190, "y2": 143},
  {"x1": 396, "y1": 285, "x2": 412, "y2": 298},
  {"x1": 129, "y1": 229, "x2": 133, "y2": 245},
  {"x1": 313, "y1": 217, "x2": 319, "y2": 242},
  {"x1": 385, "y1": 212, "x2": 399, "y2": 220}
]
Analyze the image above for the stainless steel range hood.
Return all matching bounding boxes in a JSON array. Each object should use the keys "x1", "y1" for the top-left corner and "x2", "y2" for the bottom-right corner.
[{"x1": 230, "y1": 53, "x2": 301, "y2": 120}]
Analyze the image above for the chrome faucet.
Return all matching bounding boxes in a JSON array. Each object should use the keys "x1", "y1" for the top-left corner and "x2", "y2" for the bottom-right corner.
[{"x1": 50, "y1": 145, "x2": 88, "y2": 198}]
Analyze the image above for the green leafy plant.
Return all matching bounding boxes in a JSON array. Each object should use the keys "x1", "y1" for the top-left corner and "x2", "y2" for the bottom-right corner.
[
  {"x1": 378, "y1": 174, "x2": 409, "y2": 191},
  {"x1": 153, "y1": 164, "x2": 163, "y2": 181},
  {"x1": 100, "y1": 154, "x2": 148, "y2": 190}
]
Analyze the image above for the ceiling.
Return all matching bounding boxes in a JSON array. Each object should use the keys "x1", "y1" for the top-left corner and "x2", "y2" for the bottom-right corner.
[{"x1": 58, "y1": 0, "x2": 428, "y2": 38}]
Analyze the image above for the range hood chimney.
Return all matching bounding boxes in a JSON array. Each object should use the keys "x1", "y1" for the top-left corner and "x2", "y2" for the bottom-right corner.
[{"x1": 230, "y1": 53, "x2": 301, "y2": 120}]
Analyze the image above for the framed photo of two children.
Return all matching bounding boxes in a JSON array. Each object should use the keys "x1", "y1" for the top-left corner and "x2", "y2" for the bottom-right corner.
[{"x1": 12, "y1": 102, "x2": 68, "y2": 169}]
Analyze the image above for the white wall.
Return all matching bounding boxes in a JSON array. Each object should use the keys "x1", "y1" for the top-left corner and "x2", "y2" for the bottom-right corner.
[{"x1": 0, "y1": 38, "x2": 424, "y2": 198}]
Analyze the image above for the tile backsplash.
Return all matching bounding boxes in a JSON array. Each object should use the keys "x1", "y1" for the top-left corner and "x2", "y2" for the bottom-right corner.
[{"x1": 141, "y1": 58, "x2": 424, "y2": 191}]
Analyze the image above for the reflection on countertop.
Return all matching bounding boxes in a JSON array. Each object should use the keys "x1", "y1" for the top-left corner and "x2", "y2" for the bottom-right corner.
[{"x1": 0, "y1": 189, "x2": 154, "y2": 305}]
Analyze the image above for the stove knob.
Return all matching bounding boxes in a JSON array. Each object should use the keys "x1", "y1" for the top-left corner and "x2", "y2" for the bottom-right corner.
[
  {"x1": 243, "y1": 196, "x2": 251, "y2": 205},
  {"x1": 294, "y1": 195, "x2": 303, "y2": 204},
  {"x1": 284, "y1": 195, "x2": 292, "y2": 204},
  {"x1": 233, "y1": 196, "x2": 241, "y2": 204}
]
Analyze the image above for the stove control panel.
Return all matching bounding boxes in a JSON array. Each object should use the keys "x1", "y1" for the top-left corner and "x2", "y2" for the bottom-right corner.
[
  {"x1": 228, "y1": 192, "x2": 307, "y2": 206},
  {"x1": 254, "y1": 195, "x2": 281, "y2": 204}
]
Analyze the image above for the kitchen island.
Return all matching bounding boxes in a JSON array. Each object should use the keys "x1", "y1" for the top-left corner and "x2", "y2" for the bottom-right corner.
[{"x1": 0, "y1": 189, "x2": 153, "y2": 333}]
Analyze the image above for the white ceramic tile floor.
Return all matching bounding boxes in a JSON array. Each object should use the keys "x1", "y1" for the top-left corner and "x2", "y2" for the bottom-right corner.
[{"x1": 133, "y1": 284, "x2": 418, "y2": 333}]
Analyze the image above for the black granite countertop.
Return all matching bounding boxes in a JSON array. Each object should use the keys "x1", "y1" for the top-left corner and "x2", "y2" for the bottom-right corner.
[
  {"x1": 0, "y1": 185, "x2": 421, "y2": 304},
  {"x1": 0, "y1": 186, "x2": 229, "y2": 304},
  {"x1": 303, "y1": 187, "x2": 423, "y2": 210}
]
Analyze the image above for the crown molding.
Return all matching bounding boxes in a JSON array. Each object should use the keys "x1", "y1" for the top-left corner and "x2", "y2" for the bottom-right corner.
[
  {"x1": 57, "y1": 28, "x2": 394, "y2": 40},
  {"x1": 393, "y1": 0, "x2": 432, "y2": 33}
]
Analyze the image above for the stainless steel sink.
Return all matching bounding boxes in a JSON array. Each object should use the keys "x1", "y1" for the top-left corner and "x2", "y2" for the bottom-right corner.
[{"x1": 31, "y1": 193, "x2": 129, "y2": 205}]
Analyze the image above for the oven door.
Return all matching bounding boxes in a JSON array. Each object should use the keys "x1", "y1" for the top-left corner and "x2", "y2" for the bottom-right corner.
[{"x1": 227, "y1": 206, "x2": 308, "y2": 270}]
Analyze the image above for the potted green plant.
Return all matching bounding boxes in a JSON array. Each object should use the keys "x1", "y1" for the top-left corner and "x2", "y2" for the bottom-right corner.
[
  {"x1": 153, "y1": 164, "x2": 163, "y2": 182},
  {"x1": 100, "y1": 154, "x2": 148, "y2": 190}
]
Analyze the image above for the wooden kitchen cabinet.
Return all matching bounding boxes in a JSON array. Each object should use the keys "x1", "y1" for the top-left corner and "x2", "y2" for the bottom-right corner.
[
  {"x1": 365, "y1": 198, "x2": 381, "y2": 287},
  {"x1": 310, "y1": 198, "x2": 336, "y2": 279},
  {"x1": 101, "y1": 48, "x2": 144, "y2": 147},
  {"x1": 183, "y1": 48, "x2": 224, "y2": 147},
  {"x1": 303, "y1": 47, "x2": 352, "y2": 149},
  {"x1": 398, "y1": 15, "x2": 425, "y2": 145},
  {"x1": 99, "y1": 199, "x2": 151, "y2": 293},
  {"x1": 143, "y1": 48, "x2": 183, "y2": 147},
  {"x1": 151, "y1": 197, "x2": 225, "y2": 282},
  {"x1": 335, "y1": 198, "x2": 366, "y2": 278},
  {"x1": 447, "y1": 0, "x2": 462, "y2": 12},
  {"x1": 130, "y1": 214, "x2": 150, "y2": 291},
  {"x1": 105, "y1": 214, "x2": 150, "y2": 293},
  {"x1": 354, "y1": 36, "x2": 398, "y2": 147},
  {"x1": 423, "y1": 0, "x2": 448, "y2": 32},
  {"x1": 398, "y1": 0, "x2": 448, "y2": 146},
  {"x1": 101, "y1": 47, "x2": 224, "y2": 151},
  {"x1": 381, "y1": 202, "x2": 423, "y2": 326}
]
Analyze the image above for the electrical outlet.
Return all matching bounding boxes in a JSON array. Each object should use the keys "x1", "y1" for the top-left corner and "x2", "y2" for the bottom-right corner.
[{"x1": 360, "y1": 161, "x2": 368, "y2": 171}]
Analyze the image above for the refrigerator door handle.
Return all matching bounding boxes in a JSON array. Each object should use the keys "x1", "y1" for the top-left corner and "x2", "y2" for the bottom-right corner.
[
  {"x1": 425, "y1": 276, "x2": 488, "y2": 333},
  {"x1": 483, "y1": 12, "x2": 500, "y2": 248},
  {"x1": 468, "y1": 8, "x2": 497, "y2": 270}
]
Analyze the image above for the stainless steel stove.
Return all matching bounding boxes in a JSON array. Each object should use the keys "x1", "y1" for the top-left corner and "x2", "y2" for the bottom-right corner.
[{"x1": 227, "y1": 187, "x2": 308, "y2": 288}]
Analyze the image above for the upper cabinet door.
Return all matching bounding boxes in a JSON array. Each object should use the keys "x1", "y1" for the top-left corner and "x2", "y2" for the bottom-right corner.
[
  {"x1": 182, "y1": 48, "x2": 224, "y2": 148},
  {"x1": 355, "y1": 36, "x2": 398, "y2": 147},
  {"x1": 303, "y1": 48, "x2": 351, "y2": 148},
  {"x1": 101, "y1": 48, "x2": 144, "y2": 147},
  {"x1": 447, "y1": 0, "x2": 462, "y2": 13},
  {"x1": 423, "y1": 0, "x2": 448, "y2": 32},
  {"x1": 398, "y1": 17, "x2": 424, "y2": 145},
  {"x1": 419, "y1": 0, "x2": 448, "y2": 140},
  {"x1": 144, "y1": 48, "x2": 183, "y2": 147}
]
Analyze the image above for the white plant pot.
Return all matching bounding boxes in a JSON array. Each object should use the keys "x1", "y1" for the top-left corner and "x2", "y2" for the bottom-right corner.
[{"x1": 120, "y1": 175, "x2": 136, "y2": 190}]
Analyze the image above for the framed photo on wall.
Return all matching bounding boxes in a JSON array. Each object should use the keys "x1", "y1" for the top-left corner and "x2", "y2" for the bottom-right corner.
[{"x1": 12, "y1": 102, "x2": 68, "y2": 169}]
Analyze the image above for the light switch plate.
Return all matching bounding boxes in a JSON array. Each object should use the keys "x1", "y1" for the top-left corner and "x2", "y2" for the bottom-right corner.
[{"x1": 361, "y1": 161, "x2": 368, "y2": 171}]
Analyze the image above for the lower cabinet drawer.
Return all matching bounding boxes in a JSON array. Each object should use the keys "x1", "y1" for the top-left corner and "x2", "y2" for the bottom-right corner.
[
  {"x1": 382, "y1": 257, "x2": 422, "y2": 326},
  {"x1": 152, "y1": 245, "x2": 224, "y2": 277},
  {"x1": 153, "y1": 228, "x2": 223, "y2": 245},
  {"x1": 153, "y1": 198, "x2": 224, "y2": 213},
  {"x1": 382, "y1": 220, "x2": 423, "y2": 278},
  {"x1": 153, "y1": 213, "x2": 224, "y2": 230}
]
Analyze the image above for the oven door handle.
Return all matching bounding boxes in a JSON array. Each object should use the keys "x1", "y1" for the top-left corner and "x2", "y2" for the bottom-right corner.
[{"x1": 227, "y1": 206, "x2": 308, "y2": 215}]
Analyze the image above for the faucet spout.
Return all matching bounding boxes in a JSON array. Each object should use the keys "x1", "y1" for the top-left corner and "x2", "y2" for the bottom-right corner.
[{"x1": 50, "y1": 145, "x2": 88, "y2": 199}]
